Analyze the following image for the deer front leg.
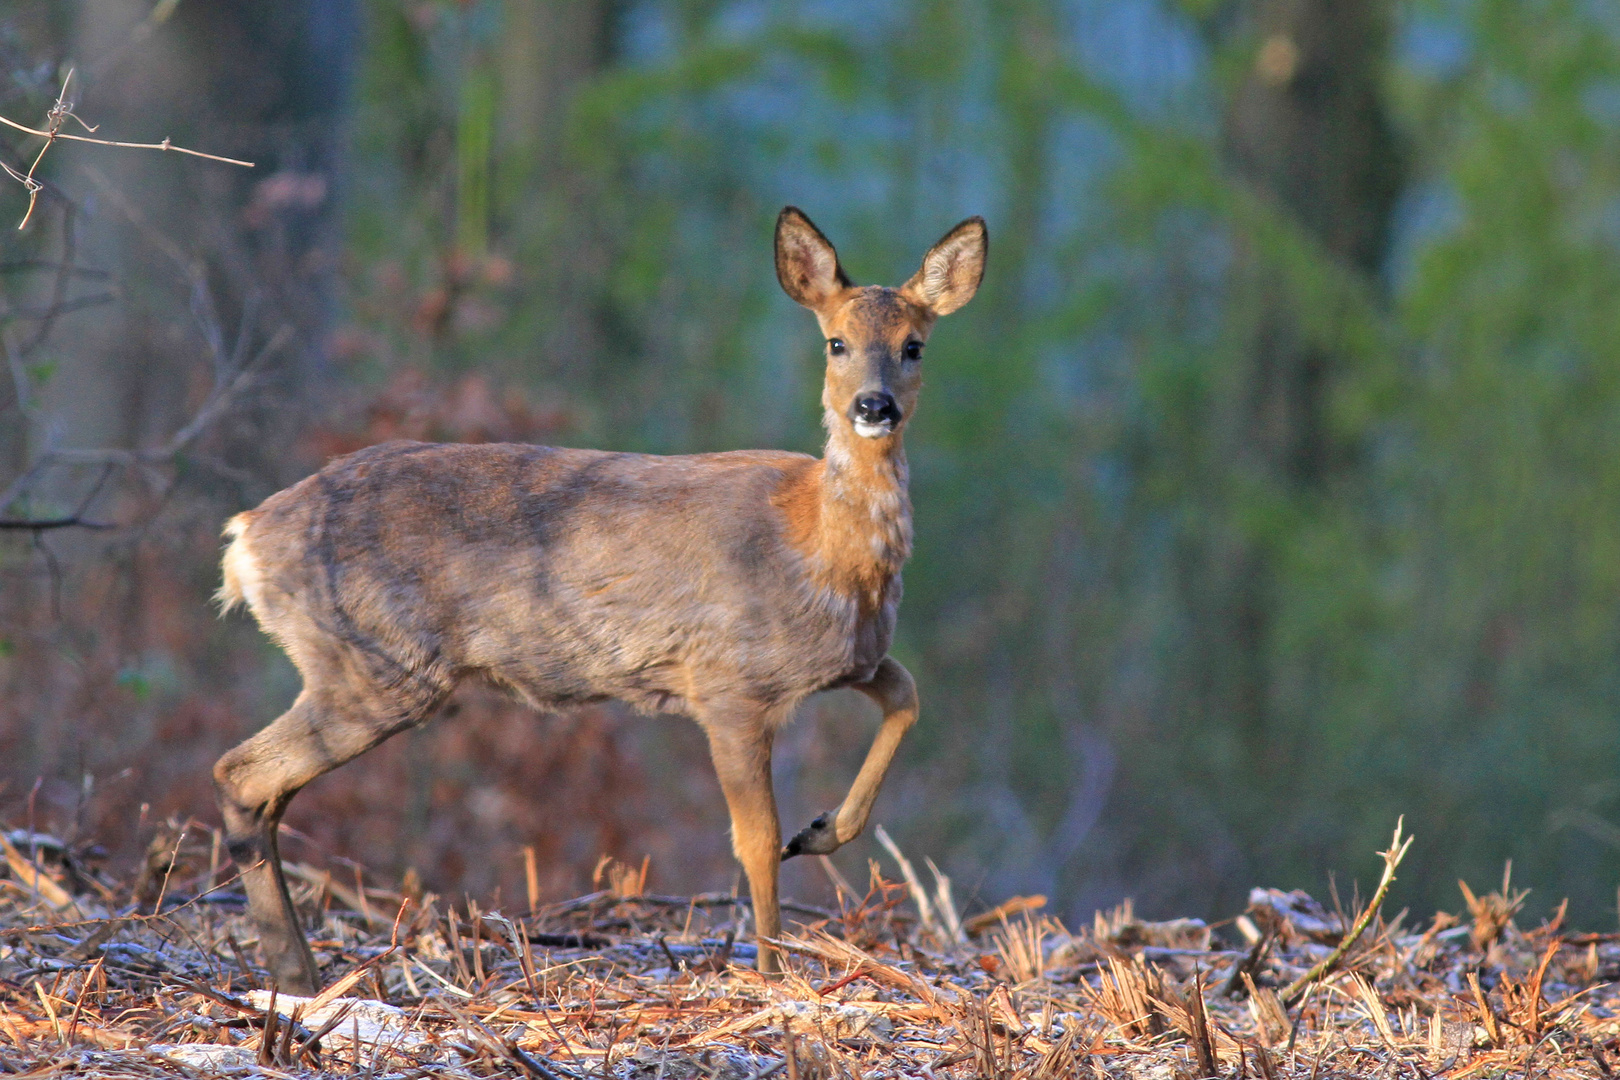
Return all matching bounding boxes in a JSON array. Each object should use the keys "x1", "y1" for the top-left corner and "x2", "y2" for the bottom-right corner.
[
  {"x1": 698, "y1": 706, "x2": 784, "y2": 974},
  {"x1": 783, "y1": 656, "x2": 917, "y2": 860}
]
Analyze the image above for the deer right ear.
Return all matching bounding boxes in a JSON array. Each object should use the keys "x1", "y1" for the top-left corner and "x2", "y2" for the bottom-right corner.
[{"x1": 775, "y1": 207, "x2": 851, "y2": 310}]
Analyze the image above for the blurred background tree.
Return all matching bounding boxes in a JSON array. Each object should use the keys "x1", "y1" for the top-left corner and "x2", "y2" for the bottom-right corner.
[{"x1": 3, "y1": 0, "x2": 1619, "y2": 927}]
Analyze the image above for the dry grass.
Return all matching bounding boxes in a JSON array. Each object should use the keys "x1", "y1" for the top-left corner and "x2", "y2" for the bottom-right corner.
[{"x1": 0, "y1": 824, "x2": 1617, "y2": 1079}]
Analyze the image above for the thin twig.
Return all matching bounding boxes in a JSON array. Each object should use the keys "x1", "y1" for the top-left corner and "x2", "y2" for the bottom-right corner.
[
  {"x1": 1281, "y1": 819, "x2": 1413, "y2": 1005},
  {"x1": 1, "y1": 69, "x2": 252, "y2": 229},
  {"x1": 0, "y1": 117, "x2": 250, "y2": 161},
  {"x1": 0, "y1": 517, "x2": 116, "y2": 531},
  {"x1": 0, "y1": 323, "x2": 289, "y2": 529}
]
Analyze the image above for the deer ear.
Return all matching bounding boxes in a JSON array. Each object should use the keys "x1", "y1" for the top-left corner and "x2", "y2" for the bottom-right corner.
[
  {"x1": 902, "y1": 216, "x2": 987, "y2": 316},
  {"x1": 775, "y1": 207, "x2": 851, "y2": 310}
]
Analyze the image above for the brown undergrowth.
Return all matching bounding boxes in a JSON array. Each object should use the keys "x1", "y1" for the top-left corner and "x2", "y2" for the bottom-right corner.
[{"x1": 2, "y1": 824, "x2": 1619, "y2": 1078}]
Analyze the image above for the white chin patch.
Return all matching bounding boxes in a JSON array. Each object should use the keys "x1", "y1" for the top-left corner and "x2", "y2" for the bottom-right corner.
[{"x1": 853, "y1": 420, "x2": 893, "y2": 439}]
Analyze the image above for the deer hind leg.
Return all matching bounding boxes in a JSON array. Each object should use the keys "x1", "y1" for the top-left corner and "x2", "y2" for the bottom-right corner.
[
  {"x1": 697, "y1": 703, "x2": 784, "y2": 974},
  {"x1": 213, "y1": 673, "x2": 448, "y2": 993},
  {"x1": 783, "y1": 656, "x2": 917, "y2": 860}
]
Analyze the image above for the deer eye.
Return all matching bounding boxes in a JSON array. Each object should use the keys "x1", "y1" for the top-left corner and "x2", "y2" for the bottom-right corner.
[
  {"x1": 827, "y1": 338, "x2": 846, "y2": 355},
  {"x1": 902, "y1": 340, "x2": 923, "y2": 361}
]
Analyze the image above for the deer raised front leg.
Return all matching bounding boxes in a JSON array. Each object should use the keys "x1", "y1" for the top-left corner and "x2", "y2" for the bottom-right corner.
[{"x1": 782, "y1": 656, "x2": 918, "y2": 860}]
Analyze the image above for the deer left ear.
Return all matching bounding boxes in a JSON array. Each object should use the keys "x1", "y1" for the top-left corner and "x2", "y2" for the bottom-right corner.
[{"x1": 902, "y1": 217, "x2": 987, "y2": 317}]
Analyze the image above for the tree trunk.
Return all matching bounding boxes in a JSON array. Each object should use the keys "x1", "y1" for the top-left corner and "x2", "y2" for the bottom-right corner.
[
  {"x1": 492, "y1": 0, "x2": 621, "y2": 385},
  {"x1": 1215, "y1": 0, "x2": 1402, "y2": 757}
]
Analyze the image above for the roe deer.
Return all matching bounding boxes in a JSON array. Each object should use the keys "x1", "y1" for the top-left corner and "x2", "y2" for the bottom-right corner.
[{"x1": 213, "y1": 207, "x2": 987, "y2": 991}]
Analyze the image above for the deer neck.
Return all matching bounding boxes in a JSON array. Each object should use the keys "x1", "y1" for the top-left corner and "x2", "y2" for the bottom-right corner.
[{"x1": 806, "y1": 413, "x2": 912, "y2": 607}]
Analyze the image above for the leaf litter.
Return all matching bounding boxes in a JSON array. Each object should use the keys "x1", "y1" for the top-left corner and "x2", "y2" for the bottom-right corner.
[{"x1": 0, "y1": 820, "x2": 1618, "y2": 1078}]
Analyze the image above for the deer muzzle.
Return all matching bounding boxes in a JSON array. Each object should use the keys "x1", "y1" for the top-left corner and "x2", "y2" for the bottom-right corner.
[{"x1": 851, "y1": 391, "x2": 902, "y2": 437}]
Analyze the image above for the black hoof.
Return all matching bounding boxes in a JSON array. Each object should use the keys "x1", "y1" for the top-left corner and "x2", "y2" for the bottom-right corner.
[{"x1": 781, "y1": 812, "x2": 838, "y2": 861}]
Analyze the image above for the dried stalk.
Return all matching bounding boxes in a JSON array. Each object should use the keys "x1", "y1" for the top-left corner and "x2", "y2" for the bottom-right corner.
[{"x1": 1281, "y1": 819, "x2": 1413, "y2": 1005}]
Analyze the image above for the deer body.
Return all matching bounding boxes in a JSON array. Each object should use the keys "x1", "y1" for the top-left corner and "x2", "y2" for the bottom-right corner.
[
  {"x1": 222, "y1": 442, "x2": 904, "y2": 719},
  {"x1": 214, "y1": 208, "x2": 985, "y2": 992}
]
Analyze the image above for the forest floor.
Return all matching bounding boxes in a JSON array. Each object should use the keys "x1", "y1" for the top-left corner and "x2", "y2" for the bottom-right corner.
[{"x1": 0, "y1": 821, "x2": 1615, "y2": 1079}]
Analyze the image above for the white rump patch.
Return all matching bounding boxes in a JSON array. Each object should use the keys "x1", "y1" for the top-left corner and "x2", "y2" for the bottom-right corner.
[{"x1": 216, "y1": 514, "x2": 266, "y2": 616}]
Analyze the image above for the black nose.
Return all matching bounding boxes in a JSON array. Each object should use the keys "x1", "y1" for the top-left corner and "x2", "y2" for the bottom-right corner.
[{"x1": 853, "y1": 392, "x2": 901, "y2": 425}]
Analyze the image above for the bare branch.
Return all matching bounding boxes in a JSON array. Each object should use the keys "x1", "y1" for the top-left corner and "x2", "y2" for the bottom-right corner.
[
  {"x1": 161, "y1": 324, "x2": 294, "y2": 456},
  {"x1": 0, "y1": 69, "x2": 253, "y2": 229},
  {"x1": 0, "y1": 112, "x2": 255, "y2": 165},
  {"x1": 0, "y1": 517, "x2": 117, "y2": 532},
  {"x1": 0, "y1": 93, "x2": 279, "y2": 542},
  {"x1": 14, "y1": 198, "x2": 84, "y2": 358},
  {"x1": 1, "y1": 323, "x2": 29, "y2": 417},
  {"x1": 1, "y1": 292, "x2": 116, "y2": 321},
  {"x1": 0, "y1": 325, "x2": 289, "y2": 531},
  {"x1": 0, "y1": 458, "x2": 118, "y2": 532}
]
